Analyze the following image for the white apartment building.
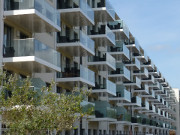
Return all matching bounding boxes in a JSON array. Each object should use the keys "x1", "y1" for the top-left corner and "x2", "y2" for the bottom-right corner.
[{"x1": 0, "y1": 0, "x2": 179, "y2": 135}]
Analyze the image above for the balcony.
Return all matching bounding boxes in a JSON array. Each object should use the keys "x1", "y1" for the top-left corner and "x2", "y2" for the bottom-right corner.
[
  {"x1": 149, "y1": 82, "x2": 161, "y2": 89},
  {"x1": 133, "y1": 68, "x2": 149, "y2": 78},
  {"x1": 92, "y1": 79, "x2": 116, "y2": 96},
  {"x1": 81, "y1": 101, "x2": 95, "y2": 115},
  {"x1": 131, "y1": 115, "x2": 142, "y2": 125},
  {"x1": 149, "y1": 105, "x2": 156, "y2": 113},
  {"x1": 116, "y1": 107, "x2": 131, "y2": 124},
  {"x1": 123, "y1": 57, "x2": 141, "y2": 70},
  {"x1": 110, "y1": 85, "x2": 131, "y2": 103},
  {"x1": 3, "y1": 38, "x2": 61, "y2": 73},
  {"x1": 142, "y1": 104, "x2": 155, "y2": 113},
  {"x1": 142, "y1": 90, "x2": 155, "y2": 98},
  {"x1": 149, "y1": 95, "x2": 161, "y2": 103},
  {"x1": 107, "y1": 20, "x2": 129, "y2": 39},
  {"x1": 93, "y1": 0, "x2": 115, "y2": 22},
  {"x1": 125, "y1": 38, "x2": 140, "y2": 53},
  {"x1": 149, "y1": 68, "x2": 160, "y2": 77},
  {"x1": 134, "y1": 101, "x2": 149, "y2": 110},
  {"x1": 57, "y1": 0, "x2": 94, "y2": 26},
  {"x1": 108, "y1": 63, "x2": 130, "y2": 81},
  {"x1": 141, "y1": 75, "x2": 155, "y2": 83},
  {"x1": 122, "y1": 96, "x2": 142, "y2": 106},
  {"x1": 56, "y1": 65, "x2": 95, "y2": 87},
  {"x1": 88, "y1": 25, "x2": 115, "y2": 46},
  {"x1": 124, "y1": 77, "x2": 141, "y2": 88},
  {"x1": 4, "y1": 0, "x2": 60, "y2": 32},
  {"x1": 94, "y1": 101, "x2": 117, "y2": 120},
  {"x1": 88, "y1": 52, "x2": 116, "y2": 70},
  {"x1": 57, "y1": 30, "x2": 95, "y2": 56},
  {"x1": 141, "y1": 60, "x2": 155, "y2": 70},
  {"x1": 108, "y1": 41, "x2": 130, "y2": 60},
  {"x1": 134, "y1": 84, "x2": 149, "y2": 94},
  {"x1": 133, "y1": 51, "x2": 148, "y2": 62}
]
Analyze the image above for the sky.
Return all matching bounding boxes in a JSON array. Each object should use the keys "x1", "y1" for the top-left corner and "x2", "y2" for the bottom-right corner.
[{"x1": 111, "y1": 0, "x2": 180, "y2": 89}]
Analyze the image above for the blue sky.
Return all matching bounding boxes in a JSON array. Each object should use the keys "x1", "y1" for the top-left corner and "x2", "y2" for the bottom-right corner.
[{"x1": 111, "y1": 0, "x2": 180, "y2": 89}]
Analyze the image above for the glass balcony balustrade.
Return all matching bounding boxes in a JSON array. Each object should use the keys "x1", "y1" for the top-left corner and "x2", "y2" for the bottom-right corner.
[
  {"x1": 116, "y1": 107, "x2": 131, "y2": 122},
  {"x1": 80, "y1": 101, "x2": 95, "y2": 115},
  {"x1": 88, "y1": 25, "x2": 115, "y2": 45},
  {"x1": 96, "y1": 0, "x2": 115, "y2": 20},
  {"x1": 57, "y1": 30, "x2": 95, "y2": 55},
  {"x1": 108, "y1": 41, "x2": 130, "y2": 59},
  {"x1": 94, "y1": 101, "x2": 117, "y2": 119},
  {"x1": 125, "y1": 38, "x2": 140, "y2": 52},
  {"x1": 107, "y1": 20, "x2": 129, "y2": 38},
  {"x1": 3, "y1": 38, "x2": 61, "y2": 68},
  {"x1": 123, "y1": 57, "x2": 140, "y2": 69},
  {"x1": 115, "y1": 85, "x2": 131, "y2": 101},
  {"x1": 4, "y1": 0, "x2": 60, "y2": 27},
  {"x1": 57, "y1": 65, "x2": 95, "y2": 85},
  {"x1": 109, "y1": 63, "x2": 130, "y2": 80},
  {"x1": 93, "y1": 79, "x2": 116, "y2": 96},
  {"x1": 131, "y1": 96, "x2": 142, "y2": 106},
  {"x1": 88, "y1": 52, "x2": 116, "y2": 70},
  {"x1": 57, "y1": 0, "x2": 94, "y2": 23}
]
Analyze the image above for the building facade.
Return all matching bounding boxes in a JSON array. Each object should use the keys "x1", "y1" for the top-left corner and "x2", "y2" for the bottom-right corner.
[{"x1": 0, "y1": 0, "x2": 178, "y2": 135}]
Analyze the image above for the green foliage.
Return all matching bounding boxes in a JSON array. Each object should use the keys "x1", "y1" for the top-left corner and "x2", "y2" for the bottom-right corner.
[{"x1": 0, "y1": 71, "x2": 93, "y2": 135}]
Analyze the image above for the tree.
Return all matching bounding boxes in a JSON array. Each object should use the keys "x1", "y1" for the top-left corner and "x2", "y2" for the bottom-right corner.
[{"x1": 0, "y1": 71, "x2": 93, "y2": 135}]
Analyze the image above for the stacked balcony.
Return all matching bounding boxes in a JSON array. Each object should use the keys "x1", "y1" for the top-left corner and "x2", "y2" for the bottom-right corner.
[
  {"x1": 125, "y1": 38, "x2": 140, "y2": 53},
  {"x1": 107, "y1": 20, "x2": 129, "y2": 39},
  {"x1": 134, "y1": 84, "x2": 149, "y2": 94},
  {"x1": 133, "y1": 48, "x2": 148, "y2": 63},
  {"x1": 110, "y1": 85, "x2": 131, "y2": 103},
  {"x1": 92, "y1": 0, "x2": 115, "y2": 22},
  {"x1": 3, "y1": 38, "x2": 61, "y2": 73},
  {"x1": 133, "y1": 67, "x2": 149, "y2": 78},
  {"x1": 88, "y1": 24, "x2": 115, "y2": 46},
  {"x1": 116, "y1": 107, "x2": 131, "y2": 124},
  {"x1": 123, "y1": 96, "x2": 142, "y2": 107},
  {"x1": 131, "y1": 114, "x2": 142, "y2": 125},
  {"x1": 92, "y1": 79, "x2": 116, "y2": 96},
  {"x1": 141, "y1": 75, "x2": 155, "y2": 84},
  {"x1": 123, "y1": 57, "x2": 141, "y2": 70},
  {"x1": 88, "y1": 52, "x2": 116, "y2": 70},
  {"x1": 93, "y1": 101, "x2": 117, "y2": 121},
  {"x1": 56, "y1": 65, "x2": 95, "y2": 87},
  {"x1": 124, "y1": 76, "x2": 141, "y2": 88},
  {"x1": 57, "y1": 29, "x2": 95, "y2": 56},
  {"x1": 108, "y1": 41, "x2": 130, "y2": 60},
  {"x1": 57, "y1": 0, "x2": 94, "y2": 26},
  {"x1": 134, "y1": 101, "x2": 149, "y2": 110},
  {"x1": 80, "y1": 100, "x2": 95, "y2": 115},
  {"x1": 141, "y1": 60, "x2": 155, "y2": 70},
  {"x1": 149, "y1": 66, "x2": 160, "y2": 77},
  {"x1": 141, "y1": 104, "x2": 155, "y2": 113},
  {"x1": 4, "y1": 0, "x2": 61, "y2": 32},
  {"x1": 108, "y1": 63, "x2": 130, "y2": 81}
]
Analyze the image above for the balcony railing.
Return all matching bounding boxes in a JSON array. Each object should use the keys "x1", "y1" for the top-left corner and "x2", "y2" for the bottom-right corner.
[
  {"x1": 57, "y1": 0, "x2": 94, "y2": 23},
  {"x1": 3, "y1": 38, "x2": 61, "y2": 68},
  {"x1": 125, "y1": 38, "x2": 140, "y2": 52},
  {"x1": 108, "y1": 41, "x2": 130, "y2": 59},
  {"x1": 142, "y1": 101, "x2": 149, "y2": 110},
  {"x1": 149, "y1": 105, "x2": 156, "y2": 112},
  {"x1": 57, "y1": 65, "x2": 95, "y2": 84},
  {"x1": 88, "y1": 25, "x2": 115, "y2": 45},
  {"x1": 131, "y1": 96, "x2": 142, "y2": 106},
  {"x1": 80, "y1": 101, "x2": 95, "y2": 115},
  {"x1": 93, "y1": 80, "x2": 116, "y2": 96},
  {"x1": 123, "y1": 57, "x2": 140, "y2": 69},
  {"x1": 4, "y1": 0, "x2": 60, "y2": 27},
  {"x1": 116, "y1": 86, "x2": 131, "y2": 102},
  {"x1": 88, "y1": 52, "x2": 116, "y2": 69},
  {"x1": 94, "y1": 101, "x2": 116, "y2": 119},
  {"x1": 57, "y1": 30, "x2": 95, "y2": 53},
  {"x1": 109, "y1": 63, "x2": 130, "y2": 80},
  {"x1": 96, "y1": 0, "x2": 115, "y2": 20},
  {"x1": 108, "y1": 20, "x2": 129, "y2": 38},
  {"x1": 116, "y1": 107, "x2": 131, "y2": 122}
]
